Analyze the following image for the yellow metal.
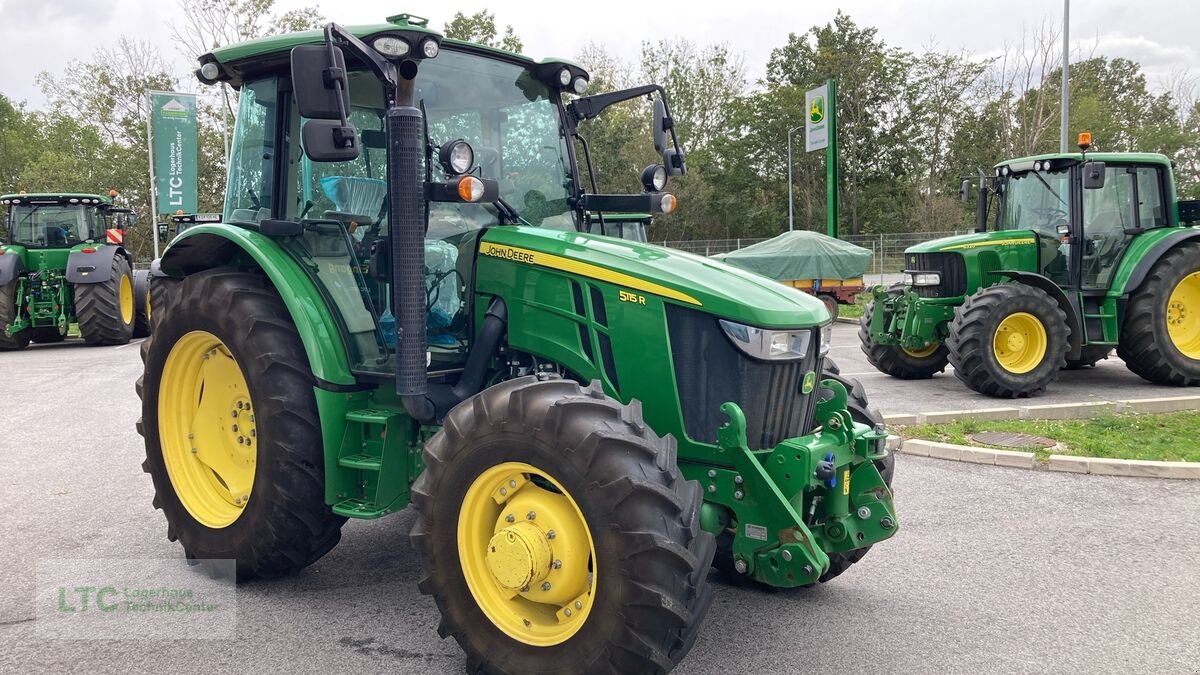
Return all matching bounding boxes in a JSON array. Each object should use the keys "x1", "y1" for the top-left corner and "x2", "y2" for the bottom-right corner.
[
  {"x1": 118, "y1": 274, "x2": 134, "y2": 324},
  {"x1": 458, "y1": 461, "x2": 597, "y2": 647},
  {"x1": 158, "y1": 330, "x2": 258, "y2": 529},
  {"x1": 902, "y1": 344, "x2": 939, "y2": 358},
  {"x1": 1167, "y1": 271, "x2": 1200, "y2": 359},
  {"x1": 145, "y1": 288, "x2": 152, "y2": 323},
  {"x1": 993, "y1": 312, "x2": 1048, "y2": 374}
]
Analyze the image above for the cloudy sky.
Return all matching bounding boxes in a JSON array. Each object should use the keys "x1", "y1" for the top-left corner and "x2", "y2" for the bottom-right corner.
[{"x1": 1, "y1": 0, "x2": 1197, "y2": 107}]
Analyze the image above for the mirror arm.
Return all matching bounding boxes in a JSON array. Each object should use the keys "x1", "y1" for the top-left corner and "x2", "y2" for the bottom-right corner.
[{"x1": 323, "y1": 23, "x2": 398, "y2": 103}]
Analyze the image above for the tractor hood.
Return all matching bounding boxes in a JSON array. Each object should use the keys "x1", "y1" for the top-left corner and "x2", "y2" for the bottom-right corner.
[
  {"x1": 905, "y1": 230, "x2": 1038, "y2": 254},
  {"x1": 480, "y1": 226, "x2": 830, "y2": 329}
]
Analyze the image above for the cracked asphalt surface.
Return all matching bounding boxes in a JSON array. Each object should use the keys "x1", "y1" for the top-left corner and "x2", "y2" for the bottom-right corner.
[{"x1": 2, "y1": 333, "x2": 1197, "y2": 674}]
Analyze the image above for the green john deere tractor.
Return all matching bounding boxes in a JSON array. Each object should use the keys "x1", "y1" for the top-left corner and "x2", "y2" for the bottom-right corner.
[
  {"x1": 0, "y1": 191, "x2": 145, "y2": 348},
  {"x1": 139, "y1": 15, "x2": 898, "y2": 673},
  {"x1": 861, "y1": 135, "x2": 1200, "y2": 398}
]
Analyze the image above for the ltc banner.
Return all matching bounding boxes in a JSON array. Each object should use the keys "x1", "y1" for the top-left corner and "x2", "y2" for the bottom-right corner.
[
  {"x1": 149, "y1": 91, "x2": 198, "y2": 214},
  {"x1": 804, "y1": 83, "x2": 829, "y2": 152}
]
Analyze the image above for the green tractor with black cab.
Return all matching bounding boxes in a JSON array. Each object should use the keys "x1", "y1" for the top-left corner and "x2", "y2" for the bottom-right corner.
[
  {"x1": 139, "y1": 15, "x2": 899, "y2": 673},
  {"x1": 861, "y1": 133, "x2": 1200, "y2": 398},
  {"x1": 0, "y1": 191, "x2": 145, "y2": 348}
]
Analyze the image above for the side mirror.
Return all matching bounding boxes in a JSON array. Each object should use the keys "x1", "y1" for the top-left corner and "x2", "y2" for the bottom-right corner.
[
  {"x1": 652, "y1": 97, "x2": 667, "y2": 154},
  {"x1": 125, "y1": 212, "x2": 137, "y2": 226},
  {"x1": 1083, "y1": 161, "x2": 1106, "y2": 189},
  {"x1": 302, "y1": 119, "x2": 360, "y2": 162},
  {"x1": 157, "y1": 224, "x2": 169, "y2": 242},
  {"x1": 960, "y1": 179, "x2": 971, "y2": 203},
  {"x1": 292, "y1": 45, "x2": 350, "y2": 120}
]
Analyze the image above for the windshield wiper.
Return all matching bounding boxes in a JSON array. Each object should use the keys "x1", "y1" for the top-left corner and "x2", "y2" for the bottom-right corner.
[
  {"x1": 1030, "y1": 171, "x2": 1067, "y2": 207},
  {"x1": 493, "y1": 198, "x2": 530, "y2": 226}
]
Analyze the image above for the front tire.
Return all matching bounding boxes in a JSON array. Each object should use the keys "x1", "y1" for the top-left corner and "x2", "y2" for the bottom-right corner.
[
  {"x1": 859, "y1": 293, "x2": 949, "y2": 379},
  {"x1": 411, "y1": 377, "x2": 714, "y2": 674},
  {"x1": 947, "y1": 284, "x2": 1069, "y2": 398},
  {"x1": 1119, "y1": 244, "x2": 1200, "y2": 385},
  {"x1": 132, "y1": 269, "x2": 151, "y2": 338},
  {"x1": 137, "y1": 269, "x2": 345, "y2": 580},
  {"x1": 0, "y1": 281, "x2": 30, "y2": 350},
  {"x1": 76, "y1": 253, "x2": 135, "y2": 345}
]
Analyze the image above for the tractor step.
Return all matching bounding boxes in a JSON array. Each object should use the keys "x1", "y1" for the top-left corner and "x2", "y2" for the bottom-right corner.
[
  {"x1": 338, "y1": 453, "x2": 383, "y2": 470},
  {"x1": 331, "y1": 497, "x2": 390, "y2": 519},
  {"x1": 345, "y1": 408, "x2": 398, "y2": 424}
]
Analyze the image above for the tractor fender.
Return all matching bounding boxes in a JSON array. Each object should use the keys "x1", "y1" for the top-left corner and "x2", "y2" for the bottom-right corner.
[
  {"x1": 66, "y1": 245, "x2": 126, "y2": 284},
  {"x1": 0, "y1": 254, "x2": 24, "y2": 285},
  {"x1": 1113, "y1": 228, "x2": 1200, "y2": 297},
  {"x1": 160, "y1": 226, "x2": 357, "y2": 387},
  {"x1": 148, "y1": 257, "x2": 167, "y2": 278},
  {"x1": 993, "y1": 270, "x2": 1083, "y2": 360}
]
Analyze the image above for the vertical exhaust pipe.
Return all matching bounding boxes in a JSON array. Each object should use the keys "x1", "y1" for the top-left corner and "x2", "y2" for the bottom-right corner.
[{"x1": 388, "y1": 72, "x2": 436, "y2": 422}]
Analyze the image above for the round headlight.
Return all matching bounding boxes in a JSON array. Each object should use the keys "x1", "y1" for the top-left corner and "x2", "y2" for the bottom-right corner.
[
  {"x1": 439, "y1": 139, "x2": 474, "y2": 176},
  {"x1": 1034, "y1": 161, "x2": 1044, "y2": 171},
  {"x1": 421, "y1": 39, "x2": 440, "y2": 59},
  {"x1": 199, "y1": 61, "x2": 220, "y2": 81},
  {"x1": 69, "y1": 198, "x2": 79, "y2": 203},
  {"x1": 373, "y1": 36, "x2": 410, "y2": 58},
  {"x1": 641, "y1": 164, "x2": 667, "y2": 192},
  {"x1": 572, "y1": 77, "x2": 589, "y2": 95},
  {"x1": 558, "y1": 68, "x2": 572, "y2": 87},
  {"x1": 1001, "y1": 166, "x2": 1010, "y2": 176},
  {"x1": 659, "y1": 194, "x2": 676, "y2": 214}
]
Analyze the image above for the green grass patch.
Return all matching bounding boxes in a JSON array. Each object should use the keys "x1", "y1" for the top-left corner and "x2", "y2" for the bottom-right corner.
[
  {"x1": 837, "y1": 292, "x2": 870, "y2": 319},
  {"x1": 899, "y1": 411, "x2": 1200, "y2": 463}
]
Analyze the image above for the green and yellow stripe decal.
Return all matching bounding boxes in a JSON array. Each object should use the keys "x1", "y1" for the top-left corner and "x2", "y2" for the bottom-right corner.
[
  {"x1": 941, "y1": 238, "x2": 1036, "y2": 251},
  {"x1": 479, "y1": 242, "x2": 702, "y2": 306}
]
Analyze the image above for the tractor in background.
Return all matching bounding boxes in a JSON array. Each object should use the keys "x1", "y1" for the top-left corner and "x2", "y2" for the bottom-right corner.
[
  {"x1": 140, "y1": 15, "x2": 899, "y2": 673},
  {"x1": 0, "y1": 191, "x2": 143, "y2": 348},
  {"x1": 861, "y1": 134, "x2": 1200, "y2": 398}
]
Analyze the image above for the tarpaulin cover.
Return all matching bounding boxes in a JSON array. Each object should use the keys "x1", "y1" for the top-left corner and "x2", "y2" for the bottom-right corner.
[{"x1": 714, "y1": 230, "x2": 871, "y2": 280}]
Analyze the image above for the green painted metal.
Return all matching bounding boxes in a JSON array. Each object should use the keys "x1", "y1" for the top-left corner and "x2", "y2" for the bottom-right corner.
[{"x1": 163, "y1": 225, "x2": 357, "y2": 385}]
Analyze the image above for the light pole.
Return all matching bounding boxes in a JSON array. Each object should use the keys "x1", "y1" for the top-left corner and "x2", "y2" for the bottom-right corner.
[
  {"x1": 1060, "y1": 0, "x2": 1070, "y2": 152},
  {"x1": 787, "y1": 125, "x2": 802, "y2": 232}
]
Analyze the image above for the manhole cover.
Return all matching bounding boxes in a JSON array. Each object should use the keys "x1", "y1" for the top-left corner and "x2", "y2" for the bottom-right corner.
[{"x1": 967, "y1": 431, "x2": 1056, "y2": 449}]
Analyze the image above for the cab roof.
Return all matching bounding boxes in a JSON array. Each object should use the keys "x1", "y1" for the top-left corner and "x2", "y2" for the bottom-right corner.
[
  {"x1": 204, "y1": 13, "x2": 582, "y2": 86},
  {"x1": 0, "y1": 193, "x2": 112, "y2": 204},
  {"x1": 996, "y1": 152, "x2": 1171, "y2": 170}
]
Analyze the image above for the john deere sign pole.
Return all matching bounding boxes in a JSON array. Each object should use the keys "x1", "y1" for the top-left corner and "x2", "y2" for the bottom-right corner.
[
  {"x1": 146, "y1": 90, "x2": 199, "y2": 259},
  {"x1": 805, "y1": 79, "x2": 838, "y2": 238}
]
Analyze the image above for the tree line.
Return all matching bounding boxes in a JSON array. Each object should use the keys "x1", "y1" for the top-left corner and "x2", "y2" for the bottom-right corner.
[{"x1": 1, "y1": 5, "x2": 1197, "y2": 261}]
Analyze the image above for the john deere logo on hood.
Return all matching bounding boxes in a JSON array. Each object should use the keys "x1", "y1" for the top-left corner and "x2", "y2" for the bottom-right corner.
[
  {"x1": 801, "y1": 370, "x2": 816, "y2": 394},
  {"x1": 809, "y1": 96, "x2": 825, "y2": 124}
]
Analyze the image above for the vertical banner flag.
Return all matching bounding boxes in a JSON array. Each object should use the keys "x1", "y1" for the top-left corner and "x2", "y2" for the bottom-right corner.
[
  {"x1": 804, "y1": 83, "x2": 829, "y2": 152},
  {"x1": 149, "y1": 91, "x2": 198, "y2": 214}
]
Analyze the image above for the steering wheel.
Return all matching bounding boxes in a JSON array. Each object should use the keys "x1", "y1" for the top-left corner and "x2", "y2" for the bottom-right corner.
[{"x1": 1031, "y1": 207, "x2": 1068, "y2": 224}]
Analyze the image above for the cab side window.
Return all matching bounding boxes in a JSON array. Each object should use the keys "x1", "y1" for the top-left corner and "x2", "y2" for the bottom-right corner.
[{"x1": 1136, "y1": 167, "x2": 1166, "y2": 229}]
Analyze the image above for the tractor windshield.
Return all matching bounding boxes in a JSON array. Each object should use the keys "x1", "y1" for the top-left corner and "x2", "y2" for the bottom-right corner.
[
  {"x1": 998, "y1": 168, "x2": 1072, "y2": 238},
  {"x1": 8, "y1": 204, "x2": 90, "y2": 248}
]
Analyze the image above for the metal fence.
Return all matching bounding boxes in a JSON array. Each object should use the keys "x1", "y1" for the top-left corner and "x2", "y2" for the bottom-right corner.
[{"x1": 658, "y1": 230, "x2": 971, "y2": 285}]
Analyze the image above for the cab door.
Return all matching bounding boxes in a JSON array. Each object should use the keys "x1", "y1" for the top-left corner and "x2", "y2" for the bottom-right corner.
[{"x1": 1078, "y1": 163, "x2": 1167, "y2": 290}]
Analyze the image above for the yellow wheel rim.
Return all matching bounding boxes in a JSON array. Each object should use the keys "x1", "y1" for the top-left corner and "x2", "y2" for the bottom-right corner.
[
  {"x1": 158, "y1": 330, "x2": 257, "y2": 529},
  {"x1": 118, "y1": 274, "x2": 134, "y2": 325},
  {"x1": 458, "y1": 461, "x2": 597, "y2": 647},
  {"x1": 145, "y1": 290, "x2": 152, "y2": 324},
  {"x1": 902, "y1": 344, "x2": 939, "y2": 358},
  {"x1": 993, "y1": 312, "x2": 1048, "y2": 374},
  {"x1": 1167, "y1": 271, "x2": 1200, "y2": 359}
]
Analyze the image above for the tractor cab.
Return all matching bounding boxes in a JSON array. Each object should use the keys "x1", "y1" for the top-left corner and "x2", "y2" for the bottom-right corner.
[
  {"x1": 192, "y1": 14, "x2": 687, "y2": 381},
  {"x1": 2, "y1": 193, "x2": 125, "y2": 249}
]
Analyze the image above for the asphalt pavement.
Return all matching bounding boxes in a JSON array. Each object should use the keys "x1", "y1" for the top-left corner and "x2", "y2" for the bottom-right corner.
[
  {"x1": 826, "y1": 322, "x2": 1179, "y2": 415},
  {"x1": 2, "y1": 335, "x2": 1198, "y2": 674}
]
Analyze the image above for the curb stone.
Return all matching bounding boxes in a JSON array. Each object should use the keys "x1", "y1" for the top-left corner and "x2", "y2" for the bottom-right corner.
[{"x1": 896, "y1": 441, "x2": 1200, "y2": 480}]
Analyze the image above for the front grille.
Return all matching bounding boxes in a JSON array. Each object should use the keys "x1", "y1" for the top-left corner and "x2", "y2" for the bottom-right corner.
[
  {"x1": 667, "y1": 305, "x2": 819, "y2": 449},
  {"x1": 905, "y1": 252, "x2": 967, "y2": 297}
]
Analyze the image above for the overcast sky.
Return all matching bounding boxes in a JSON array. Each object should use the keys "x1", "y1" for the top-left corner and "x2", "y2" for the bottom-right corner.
[{"x1": 1, "y1": 0, "x2": 1198, "y2": 108}]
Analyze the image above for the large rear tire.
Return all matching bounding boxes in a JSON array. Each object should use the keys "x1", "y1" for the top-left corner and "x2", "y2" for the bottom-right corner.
[
  {"x1": 0, "y1": 280, "x2": 30, "y2": 350},
  {"x1": 137, "y1": 269, "x2": 345, "y2": 580},
  {"x1": 1119, "y1": 244, "x2": 1200, "y2": 386},
  {"x1": 132, "y1": 269, "x2": 151, "y2": 338},
  {"x1": 947, "y1": 284, "x2": 1069, "y2": 398},
  {"x1": 858, "y1": 292, "x2": 949, "y2": 379},
  {"x1": 76, "y1": 253, "x2": 135, "y2": 345},
  {"x1": 411, "y1": 377, "x2": 714, "y2": 674}
]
